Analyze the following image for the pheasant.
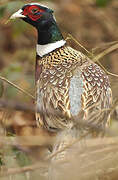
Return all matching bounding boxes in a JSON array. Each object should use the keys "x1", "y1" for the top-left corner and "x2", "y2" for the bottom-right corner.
[{"x1": 10, "y1": 3, "x2": 112, "y2": 136}]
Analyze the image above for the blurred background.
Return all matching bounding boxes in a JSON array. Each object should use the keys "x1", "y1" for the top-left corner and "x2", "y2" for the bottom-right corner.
[
  {"x1": 0, "y1": 0, "x2": 118, "y2": 102},
  {"x1": 0, "y1": 0, "x2": 118, "y2": 179}
]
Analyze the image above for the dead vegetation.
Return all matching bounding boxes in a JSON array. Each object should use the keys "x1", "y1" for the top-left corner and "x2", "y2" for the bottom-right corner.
[{"x1": 0, "y1": 0, "x2": 118, "y2": 180}]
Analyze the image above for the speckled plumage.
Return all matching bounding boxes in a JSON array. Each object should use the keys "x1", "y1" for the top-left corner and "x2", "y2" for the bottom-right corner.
[
  {"x1": 10, "y1": 3, "x2": 112, "y2": 136},
  {"x1": 35, "y1": 45, "x2": 112, "y2": 133}
]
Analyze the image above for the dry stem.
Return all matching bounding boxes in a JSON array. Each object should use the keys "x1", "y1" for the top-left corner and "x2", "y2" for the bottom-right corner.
[{"x1": 0, "y1": 75, "x2": 35, "y2": 100}]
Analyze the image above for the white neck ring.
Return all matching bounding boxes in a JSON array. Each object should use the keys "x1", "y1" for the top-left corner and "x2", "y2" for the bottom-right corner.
[{"x1": 36, "y1": 40, "x2": 66, "y2": 57}]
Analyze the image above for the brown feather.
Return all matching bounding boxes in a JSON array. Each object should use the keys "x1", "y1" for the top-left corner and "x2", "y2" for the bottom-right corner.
[{"x1": 35, "y1": 45, "x2": 112, "y2": 134}]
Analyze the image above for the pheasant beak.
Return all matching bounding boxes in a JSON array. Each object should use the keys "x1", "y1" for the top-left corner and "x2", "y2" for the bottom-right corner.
[{"x1": 10, "y1": 9, "x2": 26, "y2": 20}]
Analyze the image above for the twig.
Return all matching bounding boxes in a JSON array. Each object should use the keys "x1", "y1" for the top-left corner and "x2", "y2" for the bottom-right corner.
[
  {"x1": 47, "y1": 131, "x2": 90, "y2": 160},
  {"x1": 1, "y1": 137, "x2": 118, "y2": 177},
  {"x1": 0, "y1": 75, "x2": 35, "y2": 100},
  {"x1": 0, "y1": 135, "x2": 54, "y2": 147},
  {"x1": 97, "y1": 61, "x2": 118, "y2": 78},
  {"x1": 67, "y1": 34, "x2": 118, "y2": 78},
  {"x1": 66, "y1": 33, "x2": 91, "y2": 56},
  {"x1": 0, "y1": 162, "x2": 47, "y2": 177},
  {"x1": 93, "y1": 43, "x2": 118, "y2": 62},
  {"x1": 92, "y1": 41, "x2": 118, "y2": 53},
  {"x1": 0, "y1": 99, "x2": 35, "y2": 112}
]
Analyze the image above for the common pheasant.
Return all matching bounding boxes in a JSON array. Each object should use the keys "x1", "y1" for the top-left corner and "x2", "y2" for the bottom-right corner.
[{"x1": 10, "y1": 3, "x2": 112, "y2": 136}]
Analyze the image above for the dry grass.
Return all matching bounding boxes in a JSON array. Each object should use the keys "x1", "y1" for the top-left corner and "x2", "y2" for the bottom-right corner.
[
  {"x1": 0, "y1": 36, "x2": 118, "y2": 180},
  {"x1": 0, "y1": 1, "x2": 118, "y2": 179}
]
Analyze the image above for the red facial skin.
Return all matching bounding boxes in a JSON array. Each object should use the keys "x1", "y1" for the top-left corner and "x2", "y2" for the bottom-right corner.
[{"x1": 22, "y1": 5, "x2": 45, "y2": 21}]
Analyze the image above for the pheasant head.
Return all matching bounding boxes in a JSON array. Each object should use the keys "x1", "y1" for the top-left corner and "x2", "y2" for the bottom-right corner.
[{"x1": 10, "y1": 3, "x2": 64, "y2": 47}]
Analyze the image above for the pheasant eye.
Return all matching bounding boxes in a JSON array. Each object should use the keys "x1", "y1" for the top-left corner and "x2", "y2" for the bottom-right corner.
[{"x1": 31, "y1": 8, "x2": 39, "y2": 14}]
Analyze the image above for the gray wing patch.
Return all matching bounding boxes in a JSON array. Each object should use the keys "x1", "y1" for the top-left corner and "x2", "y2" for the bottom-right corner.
[{"x1": 69, "y1": 71, "x2": 84, "y2": 116}]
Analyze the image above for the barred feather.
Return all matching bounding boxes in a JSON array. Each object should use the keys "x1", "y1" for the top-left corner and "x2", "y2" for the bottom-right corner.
[{"x1": 35, "y1": 45, "x2": 112, "y2": 134}]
